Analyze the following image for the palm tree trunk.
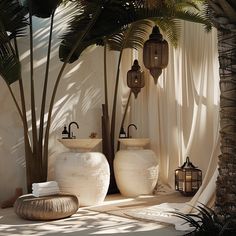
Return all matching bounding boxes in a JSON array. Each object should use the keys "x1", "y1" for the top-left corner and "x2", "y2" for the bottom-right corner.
[{"x1": 215, "y1": 29, "x2": 236, "y2": 217}]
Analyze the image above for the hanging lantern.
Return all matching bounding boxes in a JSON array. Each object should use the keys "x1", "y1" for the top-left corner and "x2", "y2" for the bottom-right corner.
[
  {"x1": 143, "y1": 25, "x2": 169, "y2": 84},
  {"x1": 127, "y1": 59, "x2": 145, "y2": 98},
  {"x1": 175, "y1": 157, "x2": 202, "y2": 196}
]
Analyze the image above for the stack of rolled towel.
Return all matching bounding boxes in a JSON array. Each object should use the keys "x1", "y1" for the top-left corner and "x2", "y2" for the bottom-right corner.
[{"x1": 32, "y1": 181, "x2": 60, "y2": 197}]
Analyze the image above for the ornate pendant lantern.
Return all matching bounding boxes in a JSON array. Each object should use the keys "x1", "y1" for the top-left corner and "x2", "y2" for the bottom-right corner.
[
  {"x1": 127, "y1": 59, "x2": 145, "y2": 98},
  {"x1": 143, "y1": 26, "x2": 169, "y2": 84},
  {"x1": 175, "y1": 157, "x2": 202, "y2": 196}
]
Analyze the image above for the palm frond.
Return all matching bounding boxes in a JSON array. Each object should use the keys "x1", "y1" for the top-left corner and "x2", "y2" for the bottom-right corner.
[
  {"x1": 106, "y1": 20, "x2": 153, "y2": 52},
  {"x1": 0, "y1": 0, "x2": 28, "y2": 39},
  {"x1": 59, "y1": 0, "x2": 212, "y2": 62},
  {"x1": 175, "y1": 10, "x2": 212, "y2": 31},
  {"x1": 59, "y1": 0, "x2": 103, "y2": 62},
  {"x1": 173, "y1": 0, "x2": 201, "y2": 11},
  {"x1": 155, "y1": 18, "x2": 181, "y2": 47},
  {"x1": 59, "y1": 1, "x2": 161, "y2": 62}
]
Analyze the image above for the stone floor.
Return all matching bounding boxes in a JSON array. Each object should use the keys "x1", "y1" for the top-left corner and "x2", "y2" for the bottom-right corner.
[{"x1": 0, "y1": 193, "x2": 191, "y2": 236}]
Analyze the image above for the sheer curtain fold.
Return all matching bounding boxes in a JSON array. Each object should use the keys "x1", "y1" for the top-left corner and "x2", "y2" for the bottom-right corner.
[{"x1": 128, "y1": 21, "x2": 220, "y2": 208}]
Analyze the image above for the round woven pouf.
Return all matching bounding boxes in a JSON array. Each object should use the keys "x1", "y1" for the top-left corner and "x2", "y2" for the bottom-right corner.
[{"x1": 14, "y1": 194, "x2": 79, "y2": 221}]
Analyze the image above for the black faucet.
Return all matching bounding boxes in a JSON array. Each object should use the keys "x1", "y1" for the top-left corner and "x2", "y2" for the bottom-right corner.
[
  {"x1": 68, "y1": 121, "x2": 79, "y2": 138},
  {"x1": 127, "y1": 124, "x2": 137, "y2": 138}
]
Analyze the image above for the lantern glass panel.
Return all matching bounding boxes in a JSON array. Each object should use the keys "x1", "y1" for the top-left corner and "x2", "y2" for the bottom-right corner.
[
  {"x1": 178, "y1": 181, "x2": 184, "y2": 191},
  {"x1": 192, "y1": 171, "x2": 198, "y2": 179}
]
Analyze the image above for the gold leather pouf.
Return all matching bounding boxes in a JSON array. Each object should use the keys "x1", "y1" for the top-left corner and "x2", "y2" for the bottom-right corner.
[{"x1": 14, "y1": 194, "x2": 79, "y2": 221}]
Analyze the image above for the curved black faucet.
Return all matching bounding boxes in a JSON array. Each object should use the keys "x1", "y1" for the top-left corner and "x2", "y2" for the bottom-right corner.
[
  {"x1": 127, "y1": 124, "x2": 137, "y2": 138},
  {"x1": 68, "y1": 121, "x2": 79, "y2": 138}
]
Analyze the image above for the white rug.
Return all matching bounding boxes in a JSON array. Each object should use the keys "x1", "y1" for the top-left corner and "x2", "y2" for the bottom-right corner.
[{"x1": 125, "y1": 202, "x2": 195, "y2": 232}]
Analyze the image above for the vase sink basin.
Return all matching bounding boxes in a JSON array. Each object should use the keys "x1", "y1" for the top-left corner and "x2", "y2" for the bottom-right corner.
[
  {"x1": 119, "y1": 138, "x2": 150, "y2": 149},
  {"x1": 58, "y1": 138, "x2": 102, "y2": 152}
]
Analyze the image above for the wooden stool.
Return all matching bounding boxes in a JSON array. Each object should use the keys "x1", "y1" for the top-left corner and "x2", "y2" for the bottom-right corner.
[{"x1": 14, "y1": 194, "x2": 79, "y2": 221}]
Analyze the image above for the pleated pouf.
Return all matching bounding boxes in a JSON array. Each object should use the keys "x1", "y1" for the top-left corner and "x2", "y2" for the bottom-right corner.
[{"x1": 14, "y1": 194, "x2": 79, "y2": 220}]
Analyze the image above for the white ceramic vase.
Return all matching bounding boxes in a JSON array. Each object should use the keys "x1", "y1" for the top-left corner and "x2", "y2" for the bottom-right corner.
[
  {"x1": 114, "y1": 149, "x2": 159, "y2": 197},
  {"x1": 54, "y1": 152, "x2": 110, "y2": 206}
]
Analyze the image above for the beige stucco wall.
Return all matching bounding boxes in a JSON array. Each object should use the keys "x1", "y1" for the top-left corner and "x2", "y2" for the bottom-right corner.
[{"x1": 0, "y1": 6, "x2": 123, "y2": 201}]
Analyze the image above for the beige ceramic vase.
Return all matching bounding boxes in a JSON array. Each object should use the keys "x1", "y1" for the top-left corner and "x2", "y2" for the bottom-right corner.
[
  {"x1": 114, "y1": 149, "x2": 159, "y2": 197},
  {"x1": 54, "y1": 152, "x2": 110, "y2": 206}
]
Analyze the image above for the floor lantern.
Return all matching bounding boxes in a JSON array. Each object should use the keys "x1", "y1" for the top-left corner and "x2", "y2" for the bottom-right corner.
[{"x1": 175, "y1": 157, "x2": 202, "y2": 196}]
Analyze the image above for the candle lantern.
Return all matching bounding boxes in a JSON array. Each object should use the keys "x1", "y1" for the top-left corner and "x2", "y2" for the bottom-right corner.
[
  {"x1": 175, "y1": 157, "x2": 202, "y2": 196},
  {"x1": 143, "y1": 25, "x2": 169, "y2": 84},
  {"x1": 127, "y1": 59, "x2": 145, "y2": 98}
]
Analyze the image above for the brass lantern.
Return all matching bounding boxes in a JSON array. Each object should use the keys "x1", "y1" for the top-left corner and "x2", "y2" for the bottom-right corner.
[
  {"x1": 175, "y1": 157, "x2": 202, "y2": 196},
  {"x1": 143, "y1": 26, "x2": 169, "y2": 84},
  {"x1": 127, "y1": 59, "x2": 145, "y2": 98}
]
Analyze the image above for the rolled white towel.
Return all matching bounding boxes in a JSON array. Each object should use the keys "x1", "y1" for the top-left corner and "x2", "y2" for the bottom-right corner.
[
  {"x1": 32, "y1": 181, "x2": 58, "y2": 190},
  {"x1": 32, "y1": 181, "x2": 60, "y2": 197},
  {"x1": 32, "y1": 187, "x2": 60, "y2": 197},
  {"x1": 32, "y1": 185, "x2": 59, "y2": 191},
  {"x1": 33, "y1": 186, "x2": 59, "y2": 193}
]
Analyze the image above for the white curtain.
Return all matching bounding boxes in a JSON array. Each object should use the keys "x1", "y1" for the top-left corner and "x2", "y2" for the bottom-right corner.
[{"x1": 124, "y1": 21, "x2": 220, "y2": 208}]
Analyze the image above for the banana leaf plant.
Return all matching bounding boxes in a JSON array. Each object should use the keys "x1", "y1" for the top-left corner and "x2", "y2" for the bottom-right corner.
[
  {"x1": 0, "y1": 0, "x2": 104, "y2": 192},
  {"x1": 0, "y1": 0, "x2": 211, "y2": 194}
]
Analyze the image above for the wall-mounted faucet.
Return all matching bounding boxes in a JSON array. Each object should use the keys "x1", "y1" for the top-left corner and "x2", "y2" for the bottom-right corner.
[
  {"x1": 127, "y1": 124, "x2": 137, "y2": 138},
  {"x1": 68, "y1": 121, "x2": 79, "y2": 138}
]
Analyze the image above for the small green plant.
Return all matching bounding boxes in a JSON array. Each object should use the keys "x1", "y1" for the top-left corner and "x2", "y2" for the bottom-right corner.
[{"x1": 170, "y1": 203, "x2": 236, "y2": 235}]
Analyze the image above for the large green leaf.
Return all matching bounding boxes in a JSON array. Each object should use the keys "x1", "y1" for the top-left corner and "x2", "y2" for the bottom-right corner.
[
  {"x1": 0, "y1": 31, "x2": 21, "y2": 84},
  {"x1": 0, "y1": 0, "x2": 27, "y2": 84},
  {"x1": 0, "y1": 0, "x2": 28, "y2": 39},
  {"x1": 22, "y1": 0, "x2": 62, "y2": 18},
  {"x1": 59, "y1": 0, "x2": 107, "y2": 62},
  {"x1": 0, "y1": 54, "x2": 21, "y2": 85},
  {"x1": 59, "y1": 0, "x2": 212, "y2": 63}
]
